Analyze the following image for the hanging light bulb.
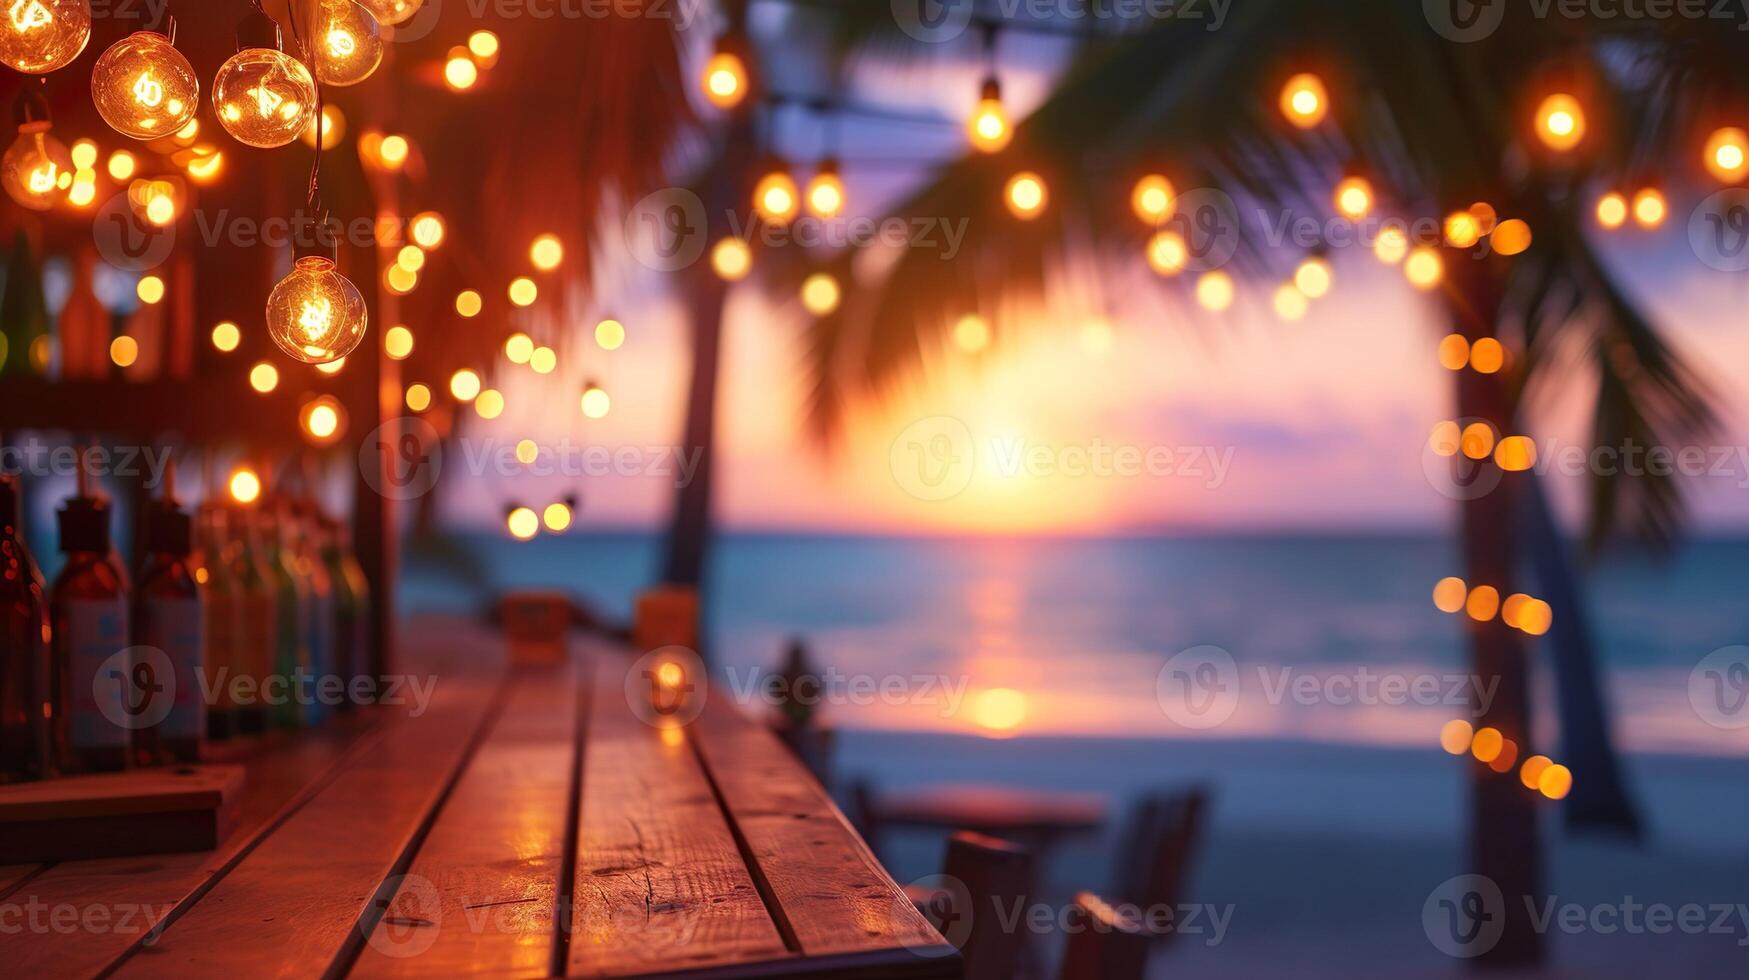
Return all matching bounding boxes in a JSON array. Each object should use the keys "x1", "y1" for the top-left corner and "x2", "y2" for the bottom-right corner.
[
  {"x1": 1333, "y1": 176, "x2": 1373, "y2": 220},
  {"x1": 1279, "y1": 73, "x2": 1328, "y2": 129},
  {"x1": 91, "y1": 27, "x2": 198, "y2": 140},
  {"x1": 0, "y1": 0, "x2": 90, "y2": 74},
  {"x1": 1704, "y1": 127, "x2": 1748, "y2": 184},
  {"x1": 314, "y1": 0, "x2": 382, "y2": 88},
  {"x1": 2, "y1": 90, "x2": 73, "y2": 211},
  {"x1": 1130, "y1": 174, "x2": 1174, "y2": 224},
  {"x1": 711, "y1": 237, "x2": 752, "y2": 281},
  {"x1": 1003, "y1": 171, "x2": 1046, "y2": 219},
  {"x1": 700, "y1": 37, "x2": 748, "y2": 110},
  {"x1": 752, "y1": 166, "x2": 798, "y2": 224},
  {"x1": 299, "y1": 395, "x2": 347, "y2": 446},
  {"x1": 1631, "y1": 187, "x2": 1666, "y2": 228},
  {"x1": 1534, "y1": 93, "x2": 1585, "y2": 152},
  {"x1": 266, "y1": 230, "x2": 368, "y2": 363},
  {"x1": 213, "y1": 11, "x2": 317, "y2": 149},
  {"x1": 805, "y1": 159, "x2": 845, "y2": 219},
  {"x1": 580, "y1": 382, "x2": 610, "y2": 419},
  {"x1": 359, "y1": 0, "x2": 422, "y2": 26},
  {"x1": 967, "y1": 76, "x2": 1010, "y2": 153},
  {"x1": 800, "y1": 272, "x2": 840, "y2": 316}
]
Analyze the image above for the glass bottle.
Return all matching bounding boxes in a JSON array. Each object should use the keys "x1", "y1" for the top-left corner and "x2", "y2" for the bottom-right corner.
[
  {"x1": 293, "y1": 503, "x2": 334, "y2": 726},
  {"x1": 226, "y1": 504, "x2": 277, "y2": 735},
  {"x1": 320, "y1": 514, "x2": 370, "y2": 707},
  {"x1": 194, "y1": 504, "x2": 240, "y2": 740},
  {"x1": 134, "y1": 491, "x2": 205, "y2": 764},
  {"x1": 265, "y1": 501, "x2": 310, "y2": 728},
  {"x1": 0, "y1": 474, "x2": 49, "y2": 781},
  {"x1": 49, "y1": 481, "x2": 130, "y2": 773}
]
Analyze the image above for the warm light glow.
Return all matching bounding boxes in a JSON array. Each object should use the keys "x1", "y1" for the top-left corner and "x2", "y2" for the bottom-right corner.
[
  {"x1": 449, "y1": 368, "x2": 481, "y2": 402},
  {"x1": 530, "y1": 234, "x2": 563, "y2": 271},
  {"x1": 467, "y1": 30, "x2": 499, "y2": 60},
  {"x1": 1470, "y1": 726, "x2": 1504, "y2": 764},
  {"x1": 1293, "y1": 257, "x2": 1332, "y2": 299},
  {"x1": 211, "y1": 321, "x2": 241, "y2": 352},
  {"x1": 1460, "y1": 421, "x2": 1495, "y2": 461},
  {"x1": 91, "y1": 31, "x2": 199, "y2": 140},
  {"x1": 267, "y1": 256, "x2": 369, "y2": 363},
  {"x1": 455, "y1": 289, "x2": 483, "y2": 317},
  {"x1": 1535, "y1": 93, "x2": 1585, "y2": 151},
  {"x1": 953, "y1": 314, "x2": 990, "y2": 353},
  {"x1": 1517, "y1": 597, "x2": 1553, "y2": 636},
  {"x1": 1080, "y1": 318, "x2": 1113, "y2": 355},
  {"x1": 1272, "y1": 283, "x2": 1309, "y2": 322},
  {"x1": 1444, "y1": 210, "x2": 1481, "y2": 248},
  {"x1": 135, "y1": 274, "x2": 164, "y2": 304},
  {"x1": 361, "y1": 0, "x2": 424, "y2": 27},
  {"x1": 249, "y1": 361, "x2": 279, "y2": 393},
  {"x1": 444, "y1": 53, "x2": 478, "y2": 91},
  {"x1": 710, "y1": 238, "x2": 752, "y2": 281},
  {"x1": 380, "y1": 324, "x2": 412, "y2": 360},
  {"x1": 1538, "y1": 763, "x2": 1572, "y2": 800},
  {"x1": 580, "y1": 385, "x2": 610, "y2": 419},
  {"x1": 302, "y1": 104, "x2": 345, "y2": 149},
  {"x1": 213, "y1": 47, "x2": 318, "y2": 149},
  {"x1": 1279, "y1": 73, "x2": 1328, "y2": 128},
  {"x1": 1520, "y1": 755, "x2": 1553, "y2": 790},
  {"x1": 967, "y1": 96, "x2": 1010, "y2": 153},
  {"x1": 1439, "y1": 719, "x2": 1474, "y2": 755},
  {"x1": 1429, "y1": 420, "x2": 1462, "y2": 458},
  {"x1": 1131, "y1": 174, "x2": 1175, "y2": 224},
  {"x1": 315, "y1": 355, "x2": 346, "y2": 375},
  {"x1": 595, "y1": 317, "x2": 626, "y2": 350},
  {"x1": 405, "y1": 383, "x2": 431, "y2": 411},
  {"x1": 475, "y1": 388, "x2": 504, "y2": 420},
  {"x1": 529, "y1": 346, "x2": 556, "y2": 374},
  {"x1": 514, "y1": 439, "x2": 538, "y2": 464},
  {"x1": 543, "y1": 502, "x2": 572, "y2": 532},
  {"x1": 228, "y1": 467, "x2": 262, "y2": 505},
  {"x1": 1373, "y1": 225, "x2": 1408, "y2": 264},
  {"x1": 1334, "y1": 176, "x2": 1373, "y2": 220},
  {"x1": 507, "y1": 506, "x2": 539, "y2": 540},
  {"x1": 701, "y1": 50, "x2": 747, "y2": 110},
  {"x1": 1437, "y1": 334, "x2": 1470, "y2": 371},
  {"x1": 1704, "y1": 127, "x2": 1749, "y2": 183},
  {"x1": 504, "y1": 332, "x2": 533, "y2": 364},
  {"x1": 1146, "y1": 230, "x2": 1187, "y2": 276},
  {"x1": 1488, "y1": 737, "x2": 1519, "y2": 774},
  {"x1": 1404, "y1": 246, "x2": 1442, "y2": 289},
  {"x1": 1631, "y1": 187, "x2": 1666, "y2": 228},
  {"x1": 107, "y1": 149, "x2": 135, "y2": 180},
  {"x1": 0, "y1": 0, "x2": 91, "y2": 74},
  {"x1": 508, "y1": 276, "x2": 538, "y2": 307},
  {"x1": 1469, "y1": 337, "x2": 1504, "y2": 374},
  {"x1": 313, "y1": 0, "x2": 382, "y2": 88},
  {"x1": 1195, "y1": 271, "x2": 1234, "y2": 312},
  {"x1": 753, "y1": 170, "x2": 799, "y2": 223},
  {"x1": 143, "y1": 187, "x2": 175, "y2": 226},
  {"x1": 300, "y1": 396, "x2": 345, "y2": 444},
  {"x1": 800, "y1": 273, "x2": 840, "y2": 316},
  {"x1": 805, "y1": 170, "x2": 844, "y2": 218},
  {"x1": 1432, "y1": 576, "x2": 1467, "y2": 613},
  {"x1": 183, "y1": 147, "x2": 222, "y2": 184},
  {"x1": 1004, "y1": 171, "x2": 1047, "y2": 219},
  {"x1": 377, "y1": 133, "x2": 409, "y2": 168},
  {"x1": 1466, "y1": 584, "x2": 1501, "y2": 622},
  {"x1": 1594, "y1": 192, "x2": 1628, "y2": 229},
  {"x1": 384, "y1": 263, "x2": 417, "y2": 295},
  {"x1": 109, "y1": 335, "x2": 138, "y2": 367},
  {"x1": 1491, "y1": 218, "x2": 1532, "y2": 256},
  {"x1": 395, "y1": 245, "x2": 425, "y2": 272},
  {"x1": 970, "y1": 687, "x2": 1028, "y2": 733},
  {"x1": 1468, "y1": 202, "x2": 1497, "y2": 235},
  {"x1": 411, "y1": 212, "x2": 445, "y2": 249},
  {"x1": 69, "y1": 139, "x2": 96, "y2": 169}
]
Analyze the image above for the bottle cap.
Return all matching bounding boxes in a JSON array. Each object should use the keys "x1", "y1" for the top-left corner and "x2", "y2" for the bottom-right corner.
[
  {"x1": 57, "y1": 496, "x2": 111, "y2": 554},
  {"x1": 145, "y1": 500, "x2": 193, "y2": 556}
]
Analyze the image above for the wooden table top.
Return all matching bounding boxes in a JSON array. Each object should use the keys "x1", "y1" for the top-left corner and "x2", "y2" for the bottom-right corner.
[
  {"x1": 876, "y1": 785, "x2": 1108, "y2": 838},
  {"x1": 0, "y1": 616, "x2": 958, "y2": 979}
]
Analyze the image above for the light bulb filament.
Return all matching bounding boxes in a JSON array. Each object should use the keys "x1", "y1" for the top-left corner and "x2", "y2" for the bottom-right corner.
[
  {"x1": 327, "y1": 29, "x2": 355, "y2": 57},
  {"x1": 250, "y1": 83, "x2": 285, "y2": 118},
  {"x1": 133, "y1": 71, "x2": 164, "y2": 108},
  {"x1": 9, "y1": 0, "x2": 51, "y2": 30},
  {"x1": 26, "y1": 161, "x2": 57, "y2": 195},
  {"x1": 299, "y1": 296, "x2": 334, "y2": 340}
]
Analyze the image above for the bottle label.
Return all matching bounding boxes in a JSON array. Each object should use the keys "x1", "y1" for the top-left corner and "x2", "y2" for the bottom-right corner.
[
  {"x1": 66, "y1": 599, "x2": 129, "y2": 748},
  {"x1": 143, "y1": 597, "x2": 205, "y2": 740}
]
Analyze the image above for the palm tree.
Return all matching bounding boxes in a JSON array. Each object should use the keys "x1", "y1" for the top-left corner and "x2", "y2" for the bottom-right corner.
[{"x1": 763, "y1": 1, "x2": 1727, "y2": 965}]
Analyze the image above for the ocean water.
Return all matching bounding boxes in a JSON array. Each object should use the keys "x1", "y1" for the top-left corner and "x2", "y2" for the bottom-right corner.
[{"x1": 403, "y1": 532, "x2": 1749, "y2": 756}]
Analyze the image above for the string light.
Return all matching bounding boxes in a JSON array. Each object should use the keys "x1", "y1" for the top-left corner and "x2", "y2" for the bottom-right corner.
[
  {"x1": 449, "y1": 369, "x2": 481, "y2": 402},
  {"x1": 1004, "y1": 171, "x2": 1047, "y2": 219},
  {"x1": 952, "y1": 314, "x2": 989, "y2": 353},
  {"x1": 405, "y1": 383, "x2": 431, "y2": 411},
  {"x1": 410, "y1": 212, "x2": 445, "y2": 248},
  {"x1": 1195, "y1": 271, "x2": 1234, "y2": 312},
  {"x1": 542, "y1": 501, "x2": 572, "y2": 532},
  {"x1": 384, "y1": 263, "x2": 417, "y2": 295},
  {"x1": 1468, "y1": 202, "x2": 1497, "y2": 235},
  {"x1": 267, "y1": 248, "x2": 369, "y2": 363},
  {"x1": 1466, "y1": 585, "x2": 1501, "y2": 623},
  {"x1": 504, "y1": 332, "x2": 533, "y2": 363},
  {"x1": 384, "y1": 324, "x2": 413, "y2": 359},
  {"x1": 1432, "y1": 576, "x2": 1467, "y2": 613},
  {"x1": 249, "y1": 361, "x2": 279, "y2": 393},
  {"x1": 1437, "y1": 334, "x2": 1469, "y2": 371},
  {"x1": 1, "y1": 97, "x2": 72, "y2": 211},
  {"x1": 1534, "y1": 93, "x2": 1585, "y2": 152},
  {"x1": 1403, "y1": 246, "x2": 1442, "y2": 289},
  {"x1": 1279, "y1": 73, "x2": 1327, "y2": 128},
  {"x1": 1444, "y1": 210, "x2": 1482, "y2": 248},
  {"x1": 315, "y1": 0, "x2": 383, "y2": 87},
  {"x1": 299, "y1": 395, "x2": 346, "y2": 445},
  {"x1": 315, "y1": 355, "x2": 346, "y2": 375},
  {"x1": 211, "y1": 321, "x2": 241, "y2": 352},
  {"x1": 360, "y1": 0, "x2": 423, "y2": 26},
  {"x1": 444, "y1": 48, "x2": 478, "y2": 90},
  {"x1": 507, "y1": 506, "x2": 539, "y2": 540},
  {"x1": 594, "y1": 318, "x2": 626, "y2": 350},
  {"x1": 92, "y1": 30, "x2": 198, "y2": 139},
  {"x1": 529, "y1": 346, "x2": 556, "y2": 374},
  {"x1": 1131, "y1": 174, "x2": 1175, "y2": 224},
  {"x1": 1333, "y1": 176, "x2": 1372, "y2": 220},
  {"x1": 530, "y1": 234, "x2": 563, "y2": 271},
  {"x1": 700, "y1": 42, "x2": 748, "y2": 110},
  {"x1": 1460, "y1": 422, "x2": 1495, "y2": 461},
  {"x1": 1293, "y1": 256, "x2": 1332, "y2": 299},
  {"x1": 1271, "y1": 283, "x2": 1308, "y2": 321},
  {"x1": 508, "y1": 277, "x2": 537, "y2": 307},
  {"x1": 580, "y1": 384, "x2": 610, "y2": 419},
  {"x1": 514, "y1": 439, "x2": 538, "y2": 464},
  {"x1": 228, "y1": 466, "x2": 262, "y2": 505},
  {"x1": 374, "y1": 133, "x2": 409, "y2": 169},
  {"x1": 711, "y1": 238, "x2": 752, "y2": 280},
  {"x1": 467, "y1": 30, "x2": 499, "y2": 63},
  {"x1": 395, "y1": 245, "x2": 424, "y2": 272},
  {"x1": 455, "y1": 289, "x2": 482, "y2": 317},
  {"x1": 805, "y1": 162, "x2": 845, "y2": 219},
  {"x1": 967, "y1": 77, "x2": 1011, "y2": 153},
  {"x1": 1631, "y1": 187, "x2": 1666, "y2": 228},
  {"x1": 106, "y1": 149, "x2": 135, "y2": 179},
  {"x1": 1146, "y1": 230, "x2": 1187, "y2": 276},
  {"x1": 1492, "y1": 218, "x2": 1532, "y2": 256},
  {"x1": 1594, "y1": 192, "x2": 1628, "y2": 229},
  {"x1": 1439, "y1": 719, "x2": 1473, "y2": 755},
  {"x1": 0, "y1": 0, "x2": 90, "y2": 74},
  {"x1": 1704, "y1": 127, "x2": 1749, "y2": 183},
  {"x1": 800, "y1": 273, "x2": 840, "y2": 316},
  {"x1": 213, "y1": 11, "x2": 317, "y2": 149},
  {"x1": 1469, "y1": 337, "x2": 1505, "y2": 374},
  {"x1": 753, "y1": 168, "x2": 799, "y2": 224},
  {"x1": 1495, "y1": 435, "x2": 1537, "y2": 473},
  {"x1": 1537, "y1": 763, "x2": 1572, "y2": 800},
  {"x1": 183, "y1": 147, "x2": 223, "y2": 184},
  {"x1": 109, "y1": 335, "x2": 138, "y2": 368},
  {"x1": 475, "y1": 388, "x2": 504, "y2": 420},
  {"x1": 136, "y1": 274, "x2": 164, "y2": 304}
]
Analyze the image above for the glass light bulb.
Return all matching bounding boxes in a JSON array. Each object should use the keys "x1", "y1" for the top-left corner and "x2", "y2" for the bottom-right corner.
[
  {"x1": 91, "y1": 31, "x2": 198, "y2": 140},
  {"x1": 2, "y1": 122, "x2": 73, "y2": 210},
  {"x1": 0, "y1": 0, "x2": 89, "y2": 74},
  {"x1": 805, "y1": 171, "x2": 844, "y2": 219},
  {"x1": 266, "y1": 256, "x2": 368, "y2": 363},
  {"x1": 701, "y1": 51, "x2": 747, "y2": 109},
  {"x1": 314, "y1": 0, "x2": 382, "y2": 87},
  {"x1": 213, "y1": 47, "x2": 317, "y2": 149},
  {"x1": 968, "y1": 97, "x2": 1010, "y2": 153},
  {"x1": 360, "y1": 0, "x2": 422, "y2": 26}
]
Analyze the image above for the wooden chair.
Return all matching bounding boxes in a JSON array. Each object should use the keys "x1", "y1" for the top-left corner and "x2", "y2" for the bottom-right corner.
[
  {"x1": 1109, "y1": 784, "x2": 1210, "y2": 946},
  {"x1": 914, "y1": 831, "x2": 1036, "y2": 980},
  {"x1": 1058, "y1": 892, "x2": 1152, "y2": 980}
]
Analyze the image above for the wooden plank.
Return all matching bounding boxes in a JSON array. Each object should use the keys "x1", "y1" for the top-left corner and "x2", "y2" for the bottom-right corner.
[
  {"x1": 0, "y1": 863, "x2": 41, "y2": 898},
  {"x1": 567, "y1": 648, "x2": 791, "y2": 978},
  {"x1": 106, "y1": 678, "x2": 503, "y2": 979},
  {"x1": 0, "y1": 719, "x2": 376, "y2": 980},
  {"x1": 350, "y1": 665, "x2": 581, "y2": 979},
  {"x1": 689, "y1": 697, "x2": 958, "y2": 972}
]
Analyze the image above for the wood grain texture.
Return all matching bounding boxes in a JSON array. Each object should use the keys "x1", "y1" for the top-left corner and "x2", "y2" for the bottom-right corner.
[
  {"x1": 689, "y1": 698, "x2": 958, "y2": 970},
  {"x1": 567, "y1": 650, "x2": 790, "y2": 979},
  {"x1": 350, "y1": 665, "x2": 580, "y2": 979},
  {"x1": 106, "y1": 679, "x2": 502, "y2": 980},
  {"x1": 0, "y1": 862, "x2": 41, "y2": 898}
]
